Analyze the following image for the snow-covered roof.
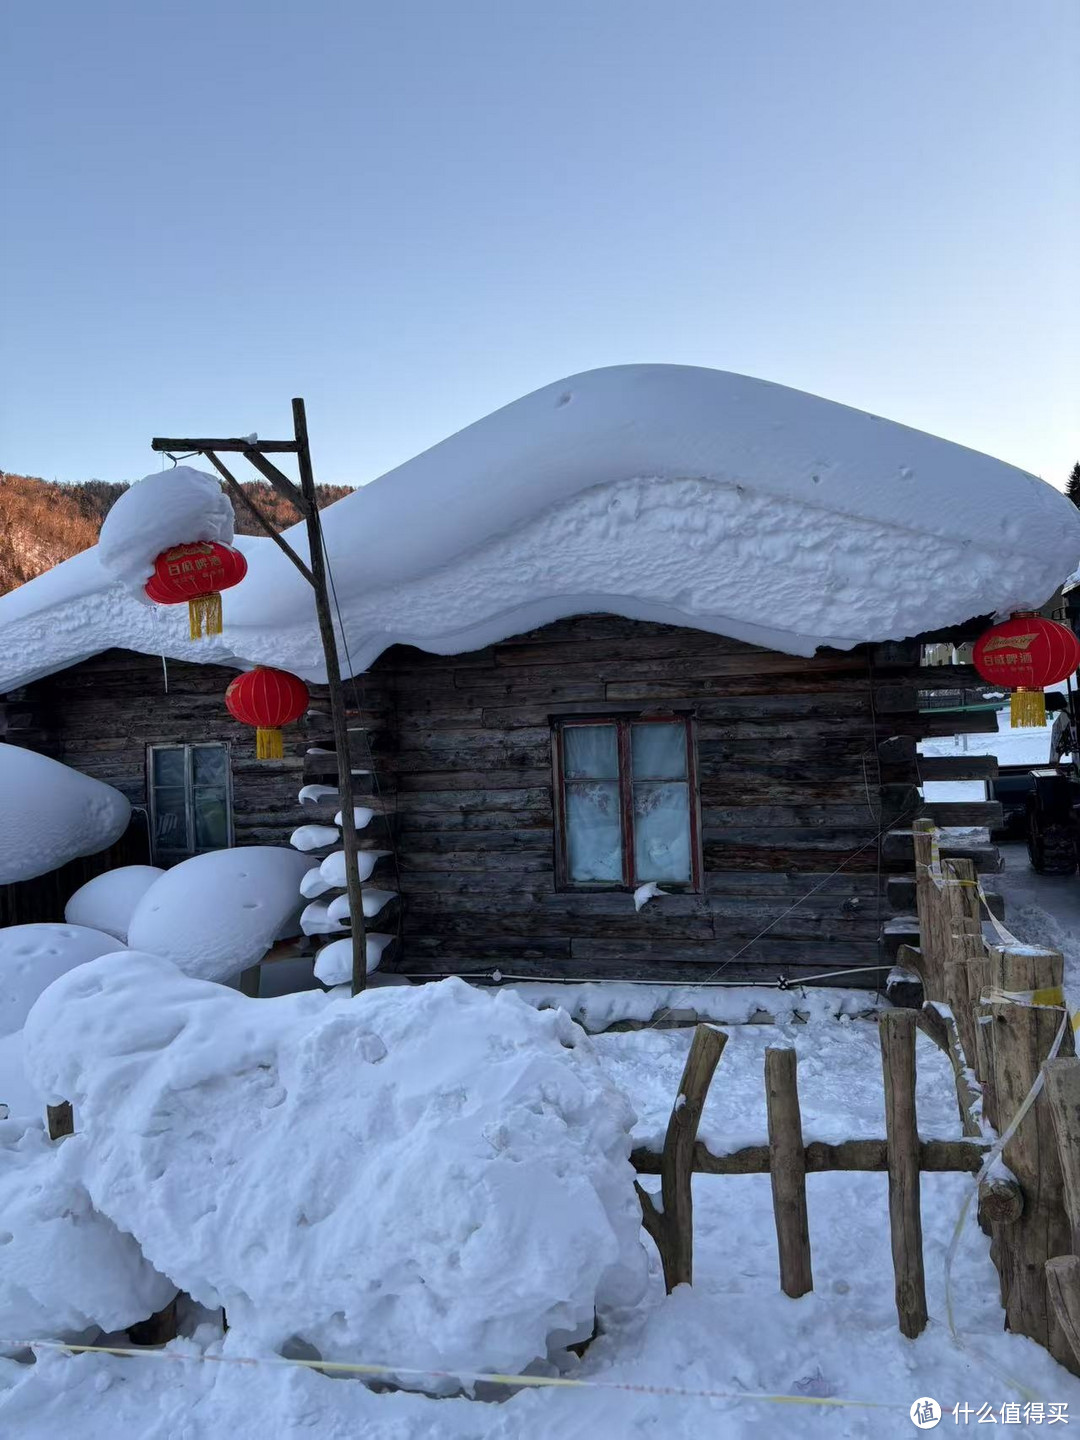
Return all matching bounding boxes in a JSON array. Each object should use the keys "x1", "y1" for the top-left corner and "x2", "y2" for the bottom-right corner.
[{"x1": 3, "y1": 364, "x2": 1078, "y2": 690}]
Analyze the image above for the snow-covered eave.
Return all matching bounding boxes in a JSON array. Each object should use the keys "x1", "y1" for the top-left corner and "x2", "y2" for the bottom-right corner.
[{"x1": 3, "y1": 364, "x2": 1079, "y2": 691}]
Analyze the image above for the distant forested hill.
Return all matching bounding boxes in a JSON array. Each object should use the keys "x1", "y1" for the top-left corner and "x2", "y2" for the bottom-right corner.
[{"x1": 0, "y1": 471, "x2": 352, "y2": 596}]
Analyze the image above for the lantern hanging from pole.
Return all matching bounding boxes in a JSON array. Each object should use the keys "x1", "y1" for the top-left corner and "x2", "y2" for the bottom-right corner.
[
  {"x1": 145, "y1": 541, "x2": 248, "y2": 640},
  {"x1": 225, "y1": 667, "x2": 310, "y2": 760},
  {"x1": 972, "y1": 612, "x2": 1080, "y2": 728}
]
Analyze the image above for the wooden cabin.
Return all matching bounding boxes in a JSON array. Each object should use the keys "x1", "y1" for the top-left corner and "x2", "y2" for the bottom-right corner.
[{"x1": 0, "y1": 609, "x2": 1006, "y2": 986}]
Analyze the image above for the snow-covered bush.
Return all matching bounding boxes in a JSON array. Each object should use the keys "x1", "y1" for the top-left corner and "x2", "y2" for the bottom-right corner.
[
  {"x1": 0, "y1": 745, "x2": 130, "y2": 884},
  {"x1": 0, "y1": 1119, "x2": 175, "y2": 1350},
  {"x1": 23, "y1": 955, "x2": 648, "y2": 1386},
  {"x1": 126, "y1": 847, "x2": 317, "y2": 982},
  {"x1": 64, "y1": 865, "x2": 164, "y2": 943}
]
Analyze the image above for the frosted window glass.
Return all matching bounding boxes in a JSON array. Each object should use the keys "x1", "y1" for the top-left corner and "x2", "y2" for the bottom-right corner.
[
  {"x1": 631, "y1": 724, "x2": 687, "y2": 779},
  {"x1": 563, "y1": 725, "x2": 618, "y2": 779},
  {"x1": 566, "y1": 781, "x2": 623, "y2": 881},
  {"x1": 633, "y1": 782, "x2": 691, "y2": 882}
]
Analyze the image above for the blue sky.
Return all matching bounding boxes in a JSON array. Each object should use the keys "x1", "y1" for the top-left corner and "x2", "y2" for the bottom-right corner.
[{"x1": 1, "y1": 2, "x2": 1077, "y2": 489}]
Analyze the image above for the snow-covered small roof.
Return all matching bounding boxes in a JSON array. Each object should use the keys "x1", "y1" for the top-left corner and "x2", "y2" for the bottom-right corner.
[{"x1": 2, "y1": 364, "x2": 1078, "y2": 689}]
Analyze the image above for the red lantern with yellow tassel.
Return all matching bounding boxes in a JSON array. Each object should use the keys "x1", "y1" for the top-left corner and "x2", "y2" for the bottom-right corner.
[
  {"x1": 972, "y1": 612, "x2": 1080, "y2": 728},
  {"x1": 145, "y1": 541, "x2": 248, "y2": 640},
  {"x1": 225, "y1": 667, "x2": 310, "y2": 760}
]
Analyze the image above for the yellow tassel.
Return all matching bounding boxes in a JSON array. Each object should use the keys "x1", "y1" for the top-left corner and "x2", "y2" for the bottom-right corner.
[
  {"x1": 256, "y1": 727, "x2": 284, "y2": 760},
  {"x1": 1010, "y1": 688, "x2": 1046, "y2": 728},
  {"x1": 188, "y1": 592, "x2": 223, "y2": 640}
]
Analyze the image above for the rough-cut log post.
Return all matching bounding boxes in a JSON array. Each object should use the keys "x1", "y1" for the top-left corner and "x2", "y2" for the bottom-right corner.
[
  {"x1": 942, "y1": 857, "x2": 982, "y2": 1070},
  {"x1": 989, "y1": 943, "x2": 1075, "y2": 1367},
  {"x1": 912, "y1": 819, "x2": 946, "y2": 1002},
  {"x1": 46, "y1": 1101, "x2": 73, "y2": 1139},
  {"x1": 636, "y1": 1024, "x2": 726, "y2": 1292},
  {"x1": 238, "y1": 964, "x2": 261, "y2": 998},
  {"x1": 765, "y1": 1046, "x2": 813, "y2": 1297},
  {"x1": 880, "y1": 1009, "x2": 927, "y2": 1337},
  {"x1": 1046, "y1": 1257, "x2": 1080, "y2": 1374},
  {"x1": 1045, "y1": 1058, "x2": 1080, "y2": 1255},
  {"x1": 919, "y1": 1001, "x2": 982, "y2": 1138}
]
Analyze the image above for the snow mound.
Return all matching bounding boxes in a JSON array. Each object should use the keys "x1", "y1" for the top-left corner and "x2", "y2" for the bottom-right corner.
[
  {"x1": 3, "y1": 366, "x2": 1078, "y2": 690},
  {"x1": 319, "y1": 849, "x2": 390, "y2": 887},
  {"x1": 313, "y1": 933, "x2": 392, "y2": 983},
  {"x1": 0, "y1": 1119, "x2": 174, "y2": 1350},
  {"x1": 23, "y1": 958, "x2": 648, "y2": 1385},
  {"x1": 64, "y1": 865, "x2": 164, "y2": 943},
  {"x1": 97, "y1": 466, "x2": 234, "y2": 594},
  {"x1": 289, "y1": 824, "x2": 340, "y2": 853},
  {"x1": 0, "y1": 1032, "x2": 39, "y2": 1121},
  {"x1": 0, "y1": 745, "x2": 131, "y2": 884},
  {"x1": 126, "y1": 847, "x2": 317, "y2": 982},
  {"x1": 0, "y1": 924, "x2": 120, "y2": 1038}
]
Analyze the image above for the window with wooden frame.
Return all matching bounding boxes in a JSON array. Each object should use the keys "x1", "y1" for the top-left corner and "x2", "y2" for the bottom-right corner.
[
  {"x1": 148, "y1": 743, "x2": 233, "y2": 865},
  {"x1": 553, "y1": 717, "x2": 701, "y2": 890}
]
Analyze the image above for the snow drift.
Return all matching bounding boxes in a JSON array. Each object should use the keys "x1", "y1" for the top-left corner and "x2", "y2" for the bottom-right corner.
[
  {"x1": 0, "y1": 745, "x2": 131, "y2": 884},
  {"x1": 0, "y1": 1120, "x2": 175, "y2": 1350},
  {"x1": 23, "y1": 956, "x2": 648, "y2": 1385},
  {"x1": 2, "y1": 365, "x2": 1078, "y2": 691},
  {"x1": 64, "y1": 865, "x2": 164, "y2": 943},
  {"x1": 126, "y1": 847, "x2": 317, "y2": 982}
]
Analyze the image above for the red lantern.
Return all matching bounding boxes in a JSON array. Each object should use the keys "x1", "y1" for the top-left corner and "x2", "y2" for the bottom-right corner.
[
  {"x1": 225, "y1": 667, "x2": 310, "y2": 760},
  {"x1": 972, "y1": 613, "x2": 1080, "y2": 728},
  {"x1": 145, "y1": 541, "x2": 248, "y2": 640}
]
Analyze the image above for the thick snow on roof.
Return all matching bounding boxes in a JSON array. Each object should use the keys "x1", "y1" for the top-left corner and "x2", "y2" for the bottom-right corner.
[{"x1": 3, "y1": 365, "x2": 1078, "y2": 689}]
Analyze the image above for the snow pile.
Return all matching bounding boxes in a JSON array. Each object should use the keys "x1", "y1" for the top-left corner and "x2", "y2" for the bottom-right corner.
[
  {"x1": 0, "y1": 1120, "x2": 175, "y2": 1349},
  {"x1": 313, "y1": 933, "x2": 393, "y2": 983},
  {"x1": 97, "y1": 466, "x2": 234, "y2": 595},
  {"x1": 0, "y1": 924, "x2": 120, "y2": 1037},
  {"x1": 64, "y1": 865, "x2": 164, "y2": 943},
  {"x1": 3, "y1": 366, "x2": 1078, "y2": 691},
  {"x1": 0, "y1": 745, "x2": 130, "y2": 884},
  {"x1": 126, "y1": 847, "x2": 317, "y2": 982},
  {"x1": 23, "y1": 957, "x2": 648, "y2": 1384}
]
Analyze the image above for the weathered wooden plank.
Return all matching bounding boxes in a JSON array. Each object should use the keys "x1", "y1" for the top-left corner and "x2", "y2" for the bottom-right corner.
[
  {"x1": 919, "y1": 801, "x2": 1004, "y2": 828},
  {"x1": 631, "y1": 1136, "x2": 987, "y2": 1175},
  {"x1": 916, "y1": 755, "x2": 998, "y2": 780}
]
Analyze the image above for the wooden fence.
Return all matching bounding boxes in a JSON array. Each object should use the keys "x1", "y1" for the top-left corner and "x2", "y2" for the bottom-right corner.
[{"x1": 632, "y1": 818, "x2": 1080, "y2": 1376}]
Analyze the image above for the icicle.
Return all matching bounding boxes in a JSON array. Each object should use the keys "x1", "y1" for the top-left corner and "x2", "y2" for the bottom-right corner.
[
  {"x1": 187, "y1": 591, "x2": 223, "y2": 640},
  {"x1": 1010, "y1": 688, "x2": 1046, "y2": 728}
]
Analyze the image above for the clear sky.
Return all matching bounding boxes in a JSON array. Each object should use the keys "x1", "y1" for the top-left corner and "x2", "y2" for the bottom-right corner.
[{"x1": 1, "y1": 1, "x2": 1077, "y2": 490}]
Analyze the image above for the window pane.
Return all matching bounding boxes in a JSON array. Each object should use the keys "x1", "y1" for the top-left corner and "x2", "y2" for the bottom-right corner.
[
  {"x1": 153, "y1": 786, "x2": 189, "y2": 852},
  {"x1": 152, "y1": 748, "x2": 186, "y2": 786},
  {"x1": 194, "y1": 789, "x2": 229, "y2": 849},
  {"x1": 193, "y1": 745, "x2": 227, "y2": 785},
  {"x1": 633, "y1": 782, "x2": 691, "y2": 882},
  {"x1": 631, "y1": 723, "x2": 687, "y2": 779},
  {"x1": 563, "y1": 724, "x2": 618, "y2": 779},
  {"x1": 565, "y1": 781, "x2": 623, "y2": 881}
]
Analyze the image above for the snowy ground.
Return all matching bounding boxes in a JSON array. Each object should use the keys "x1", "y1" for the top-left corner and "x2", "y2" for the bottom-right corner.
[{"x1": 4, "y1": 1003, "x2": 1080, "y2": 1437}]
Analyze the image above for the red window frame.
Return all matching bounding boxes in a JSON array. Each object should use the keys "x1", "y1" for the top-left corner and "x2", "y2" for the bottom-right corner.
[{"x1": 552, "y1": 715, "x2": 702, "y2": 891}]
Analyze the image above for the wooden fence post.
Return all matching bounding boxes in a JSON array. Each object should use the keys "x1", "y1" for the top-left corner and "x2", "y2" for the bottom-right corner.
[
  {"x1": 636, "y1": 1024, "x2": 726, "y2": 1292},
  {"x1": 988, "y1": 944, "x2": 1075, "y2": 1366},
  {"x1": 912, "y1": 819, "x2": 947, "y2": 1002},
  {"x1": 880, "y1": 1009, "x2": 928, "y2": 1337},
  {"x1": 765, "y1": 1046, "x2": 813, "y2": 1298},
  {"x1": 47, "y1": 1101, "x2": 73, "y2": 1139}
]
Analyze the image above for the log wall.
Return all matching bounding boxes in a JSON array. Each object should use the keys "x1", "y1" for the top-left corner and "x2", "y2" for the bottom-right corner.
[
  {"x1": 376, "y1": 615, "x2": 938, "y2": 985},
  {"x1": 0, "y1": 615, "x2": 979, "y2": 981}
]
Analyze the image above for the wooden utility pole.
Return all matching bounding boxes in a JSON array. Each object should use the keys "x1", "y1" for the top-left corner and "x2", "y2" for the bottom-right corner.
[{"x1": 151, "y1": 400, "x2": 370, "y2": 993}]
